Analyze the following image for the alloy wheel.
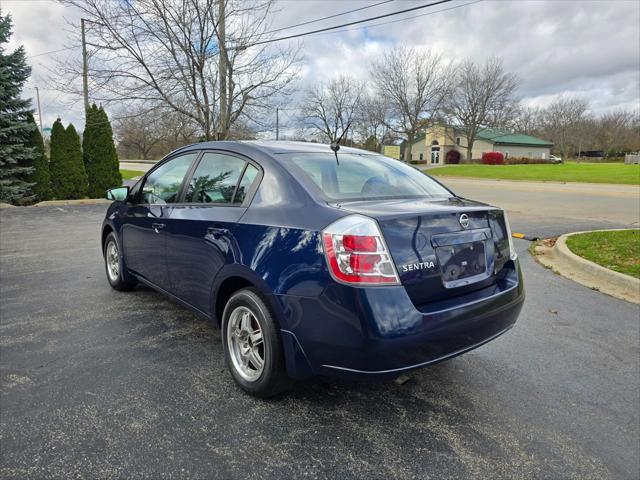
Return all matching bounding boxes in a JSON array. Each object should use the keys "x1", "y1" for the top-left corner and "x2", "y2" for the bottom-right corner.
[{"x1": 226, "y1": 306, "x2": 265, "y2": 382}]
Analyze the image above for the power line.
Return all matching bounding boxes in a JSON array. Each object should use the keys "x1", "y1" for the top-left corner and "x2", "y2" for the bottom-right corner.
[
  {"x1": 27, "y1": 46, "x2": 74, "y2": 59},
  {"x1": 243, "y1": 0, "x2": 454, "y2": 48},
  {"x1": 266, "y1": 0, "x2": 393, "y2": 35},
  {"x1": 314, "y1": 0, "x2": 483, "y2": 37}
]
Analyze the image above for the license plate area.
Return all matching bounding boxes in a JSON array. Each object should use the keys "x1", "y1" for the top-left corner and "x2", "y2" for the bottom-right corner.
[{"x1": 436, "y1": 241, "x2": 490, "y2": 288}]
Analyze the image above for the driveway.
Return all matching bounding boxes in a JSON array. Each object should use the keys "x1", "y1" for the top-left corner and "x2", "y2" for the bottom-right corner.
[{"x1": 1, "y1": 199, "x2": 638, "y2": 478}]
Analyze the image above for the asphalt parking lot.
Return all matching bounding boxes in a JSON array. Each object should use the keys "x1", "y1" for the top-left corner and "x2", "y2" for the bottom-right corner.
[{"x1": 1, "y1": 201, "x2": 638, "y2": 479}]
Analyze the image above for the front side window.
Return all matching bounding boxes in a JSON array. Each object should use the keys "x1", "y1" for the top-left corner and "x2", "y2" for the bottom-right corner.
[
  {"x1": 280, "y1": 153, "x2": 451, "y2": 201},
  {"x1": 184, "y1": 152, "x2": 246, "y2": 204},
  {"x1": 141, "y1": 153, "x2": 196, "y2": 204}
]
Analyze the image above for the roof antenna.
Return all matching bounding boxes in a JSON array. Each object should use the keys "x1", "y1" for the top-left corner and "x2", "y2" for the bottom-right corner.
[
  {"x1": 330, "y1": 142, "x2": 340, "y2": 165},
  {"x1": 330, "y1": 118, "x2": 354, "y2": 166}
]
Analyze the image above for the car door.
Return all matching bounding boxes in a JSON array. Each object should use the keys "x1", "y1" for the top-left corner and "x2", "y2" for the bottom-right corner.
[
  {"x1": 122, "y1": 153, "x2": 198, "y2": 290},
  {"x1": 166, "y1": 151, "x2": 262, "y2": 314}
]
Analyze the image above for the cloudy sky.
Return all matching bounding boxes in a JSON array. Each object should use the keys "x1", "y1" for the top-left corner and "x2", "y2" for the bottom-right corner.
[{"x1": 4, "y1": 0, "x2": 640, "y2": 134}]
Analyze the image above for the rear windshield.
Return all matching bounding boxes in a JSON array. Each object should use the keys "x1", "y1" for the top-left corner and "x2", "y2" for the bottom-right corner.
[{"x1": 279, "y1": 152, "x2": 451, "y2": 201}]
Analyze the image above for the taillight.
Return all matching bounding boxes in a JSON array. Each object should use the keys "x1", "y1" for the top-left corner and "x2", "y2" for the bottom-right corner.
[{"x1": 322, "y1": 215, "x2": 400, "y2": 285}]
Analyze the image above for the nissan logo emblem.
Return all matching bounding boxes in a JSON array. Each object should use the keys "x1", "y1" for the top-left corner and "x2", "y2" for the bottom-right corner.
[{"x1": 459, "y1": 214, "x2": 470, "y2": 229}]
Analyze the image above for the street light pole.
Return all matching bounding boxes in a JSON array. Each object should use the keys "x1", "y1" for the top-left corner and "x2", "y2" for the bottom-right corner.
[{"x1": 35, "y1": 86, "x2": 44, "y2": 136}]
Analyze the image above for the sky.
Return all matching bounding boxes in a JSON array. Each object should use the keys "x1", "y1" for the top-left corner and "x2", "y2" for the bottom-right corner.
[{"x1": 4, "y1": 0, "x2": 640, "y2": 134}]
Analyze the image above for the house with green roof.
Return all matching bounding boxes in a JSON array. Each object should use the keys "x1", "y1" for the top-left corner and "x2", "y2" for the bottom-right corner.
[{"x1": 408, "y1": 124, "x2": 554, "y2": 165}]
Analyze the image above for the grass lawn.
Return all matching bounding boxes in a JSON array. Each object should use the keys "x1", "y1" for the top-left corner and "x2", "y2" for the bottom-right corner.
[
  {"x1": 566, "y1": 229, "x2": 640, "y2": 279},
  {"x1": 426, "y1": 163, "x2": 640, "y2": 185},
  {"x1": 120, "y1": 169, "x2": 144, "y2": 180}
]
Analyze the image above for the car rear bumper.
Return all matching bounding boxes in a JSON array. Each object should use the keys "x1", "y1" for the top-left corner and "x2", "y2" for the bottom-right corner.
[{"x1": 276, "y1": 260, "x2": 524, "y2": 380}]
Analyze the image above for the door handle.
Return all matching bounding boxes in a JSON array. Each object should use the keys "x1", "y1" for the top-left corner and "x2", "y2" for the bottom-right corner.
[
  {"x1": 152, "y1": 223, "x2": 166, "y2": 233},
  {"x1": 207, "y1": 226, "x2": 230, "y2": 238}
]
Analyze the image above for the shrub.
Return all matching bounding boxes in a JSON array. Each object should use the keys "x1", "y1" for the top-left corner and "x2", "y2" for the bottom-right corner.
[
  {"x1": 445, "y1": 150, "x2": 461, "y2": 164},
  {"x1": 50, "y1": 119, "x2": 89, "y2": 199},
  {"x1": 481, "y1": 151, "x2": 505, "y2": 165},
  {"x1": 84, "y1": 104, "x2": 122, "y2": 197},
  {"x1": 26, "y1": 113, "x2": 51, "y2": 200},
  {"x1": 505, "y1": 157, "x2": 552, "y2": 165}
]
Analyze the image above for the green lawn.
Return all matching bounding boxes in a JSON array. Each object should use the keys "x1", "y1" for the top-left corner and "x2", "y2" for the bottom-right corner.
[
  {"x1": 426, "y1": 163, "x2": 640, "y2": 185},
  {"x1": 120, "y1": 169, "x2": 144, "y2": 180},
  {"x1": 566, "y1": 229, "x2": 640, "y2": 278}
]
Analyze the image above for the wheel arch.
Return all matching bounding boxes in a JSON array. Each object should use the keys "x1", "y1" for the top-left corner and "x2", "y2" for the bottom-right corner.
[
  {"x1": 211, "y1": 264, "x2": 280, "y2": 328},
  {"x1": 101, "y1": 223, "x2": 115, "y2": 252}
]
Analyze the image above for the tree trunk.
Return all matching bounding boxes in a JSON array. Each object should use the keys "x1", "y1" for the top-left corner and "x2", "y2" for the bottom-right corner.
[
  {"x1": 466, "y1": 142, "x2": 473, "y2": 163},
  {"x1": 218, "y1": 0, "x2": 228, "y2": 140},
  {"x1": 404, "y1": 133, "x2": 413, "y2": 162}
]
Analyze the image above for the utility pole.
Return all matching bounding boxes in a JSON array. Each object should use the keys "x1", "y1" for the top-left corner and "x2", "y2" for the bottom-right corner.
[
  {"x1": 35, "y1": 86, "x2": 44, "y2": 136},
  {"x1": 276, "y1": 108, "x2": 279, "y2": 140},
  {"x1": 218, "y1": 0, "x2": 227, "y2": 140},
  {"x1": 81, "y1": 18, "x2": 89, "y2": 116}
]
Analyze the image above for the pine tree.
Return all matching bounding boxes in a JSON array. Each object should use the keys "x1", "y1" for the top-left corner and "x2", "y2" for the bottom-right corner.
[
  {"x1": 49, "y1": 119, "x2": 88, "y2": 199},
  {"x1": 26, "y1": 113, "x2": 51, "y2": 200},
  {"x1": 84, "y1": 104, "x2": 122, "y2": 197},
  {"x1": 0, "y1": 13, "x2": 35, "y2": 204}
]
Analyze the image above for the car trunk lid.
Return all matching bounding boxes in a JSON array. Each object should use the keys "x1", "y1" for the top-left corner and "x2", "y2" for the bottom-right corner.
[{"x1": 330, "y1": 197, "x2": 512, "y2": 305}]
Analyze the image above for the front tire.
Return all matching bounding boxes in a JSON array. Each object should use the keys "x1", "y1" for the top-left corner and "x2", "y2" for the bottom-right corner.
[
  {"x1": 103, "y1": 232, "x2": 137, "y2": 291},
  {"x1": 222, "y1": 288, "x2": 291, "y2": 397}
]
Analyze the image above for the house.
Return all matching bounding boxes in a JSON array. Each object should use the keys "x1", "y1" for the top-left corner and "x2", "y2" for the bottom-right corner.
[{"x1": 408, "y1": 125, "x2": 554, "y2": 165}]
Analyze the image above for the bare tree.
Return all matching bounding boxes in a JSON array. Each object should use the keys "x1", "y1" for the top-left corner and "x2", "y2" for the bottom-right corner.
[
  {"x1": 370, "y1": 46, "x2": 454, "y2": 161},
  {"x1": 115, "y1": 114, "x2": 164, "y2": 160},
  {"x1": 596, "y1": 110, "x2": 638, "y2": 156},
  {"x1": 512, "y1": 105, "x2": 542, "y2": 136},
  {"x1": 539, "y1": 96, "x2": 589, "y2": 160},
  {"x1": 355, "y1": 94, "x2": 390, "y2": 151},
  {"x1": 445, "y1": 58, "x2": 518, "y2": 161},
  {"x1": 299, "y1": 75, "x2": 364, "y2": 143},
  {"x1": 59, "y1": 0, "x2": 300, "y2": 140}
]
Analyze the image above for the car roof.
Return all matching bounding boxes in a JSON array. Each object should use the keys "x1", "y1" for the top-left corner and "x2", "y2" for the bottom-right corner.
[{"x1": 174, "y1": 140, "x2": 375, "y2": 156}]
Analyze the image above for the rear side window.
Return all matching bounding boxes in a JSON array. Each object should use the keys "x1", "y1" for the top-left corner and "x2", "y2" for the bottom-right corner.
[
  {"x1": 233, "y1": 164, "x2": 259, "y2": 204},
  {"x1": 141, "y1": 153, "x2": 196, "y2": 204},
  {"x1": 185, "y1": 153, "x2": 246, "y2": 204},
  {"x1": 280, "y1": 153, "x2": 451, "y2": 201}
]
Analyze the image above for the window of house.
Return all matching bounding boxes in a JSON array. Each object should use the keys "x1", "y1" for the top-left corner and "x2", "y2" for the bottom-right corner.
[
  {"x1": 504, "y1": 151, "x2": 509, "y2": 159},
  {"x1": 456, "y1": 137, "x2": 461, "y2": 146},
  {"x1": 419, "y1": 153, "x2": 423, "y2": 161}
]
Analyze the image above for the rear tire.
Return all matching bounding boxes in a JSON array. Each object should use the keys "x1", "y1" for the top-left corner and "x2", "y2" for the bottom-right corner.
[
  {"x1": 103, "y1": 232, "x2": 137, "y2": 291},
  {"x1": 221, "y1": 288, "x2": 291, "y2": 397}
]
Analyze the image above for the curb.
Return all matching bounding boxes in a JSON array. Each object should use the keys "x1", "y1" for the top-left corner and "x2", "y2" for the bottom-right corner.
[
  {"x1": 536, "y1": 229, "x2": 640, "y2": 304},
  {"x1": 34, "y1": 199, "x2": 112, "y2": 207}
]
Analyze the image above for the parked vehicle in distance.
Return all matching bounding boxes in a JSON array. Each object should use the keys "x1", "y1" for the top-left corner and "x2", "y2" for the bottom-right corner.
[
  {"x1": 102, "y1": 141, "x2": 525, "y2": 397},
  {"x1": 549, "y1": 154, "x2": 563, "y2": 164}
]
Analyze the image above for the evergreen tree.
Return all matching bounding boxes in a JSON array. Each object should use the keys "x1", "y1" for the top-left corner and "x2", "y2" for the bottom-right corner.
[
  {"x1": 49, "y1": 119, "x2": 88, "y2": 199},
  {"x1": 26, "y1": 113, "x2": 51, "y2": 200},
  {"x1": 84, "y1": 104, "x2": 122, "y2": 197},
  {"x1": 0, "y1": 13, "x2": 35, "y2": 204}
]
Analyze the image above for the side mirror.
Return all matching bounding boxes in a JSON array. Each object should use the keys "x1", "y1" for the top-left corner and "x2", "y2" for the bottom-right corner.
[{"x1": 106, "y1": 186, "x2": 130, "y2": 202}]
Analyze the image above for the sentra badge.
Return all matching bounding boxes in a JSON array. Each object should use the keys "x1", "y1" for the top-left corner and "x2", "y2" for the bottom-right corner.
[{"x1": 401, "y1": 261, "x2": 436, "y2": 273}]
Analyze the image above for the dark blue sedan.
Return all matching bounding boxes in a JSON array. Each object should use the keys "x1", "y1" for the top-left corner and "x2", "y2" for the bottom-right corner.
[{"x1": 102, "y1": 141, "x2": 524, "y2": 397}]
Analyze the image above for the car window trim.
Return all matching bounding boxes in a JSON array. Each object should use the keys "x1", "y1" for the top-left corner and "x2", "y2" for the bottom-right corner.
[
  {"x1": 173, "y1": 149, "x2": 264, "y2": 208},
  {"x1": 134, "y1": 150, "x2": 202, "y2": 206}
]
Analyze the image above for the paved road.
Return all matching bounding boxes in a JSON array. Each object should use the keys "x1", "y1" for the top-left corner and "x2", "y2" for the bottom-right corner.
[
  {"x1": 1, "y1": 198, "x2": 638, "y2": 478},
  {"x1": 434, "y1": 177, "x2": 640, "y2": 228},
  {"x1": 120, "y1": 161, "x2": 154, "y2": 173}
]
